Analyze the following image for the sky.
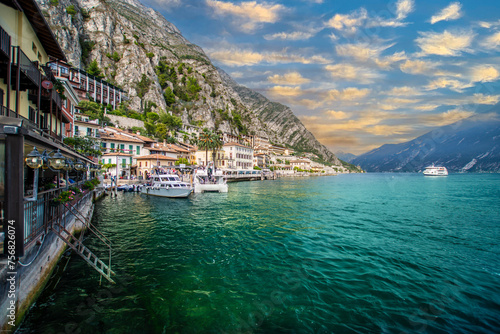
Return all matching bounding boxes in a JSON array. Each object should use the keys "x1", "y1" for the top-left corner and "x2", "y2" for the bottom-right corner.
[{"x1": 141, "y1": 0, "x2": 500, "y2": 155}]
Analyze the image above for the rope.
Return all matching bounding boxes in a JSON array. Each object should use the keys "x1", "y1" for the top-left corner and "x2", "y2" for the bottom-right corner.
[{"x1": 17, "y1": 234, "x2": 46, "y2": 267}]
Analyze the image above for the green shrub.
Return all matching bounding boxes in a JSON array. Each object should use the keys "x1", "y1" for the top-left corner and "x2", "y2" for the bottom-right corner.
[
  {"x1": 146, "y1": 52, "x2": 154, "y2": 58},
  {"x1": 66, "y1": 5, "x2": 77, "y2": 17}
]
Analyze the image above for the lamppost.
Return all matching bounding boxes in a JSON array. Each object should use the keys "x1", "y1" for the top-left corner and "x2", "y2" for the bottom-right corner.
[{"x1": 25, "y1": 148, "x2": 66, "y2": 201}]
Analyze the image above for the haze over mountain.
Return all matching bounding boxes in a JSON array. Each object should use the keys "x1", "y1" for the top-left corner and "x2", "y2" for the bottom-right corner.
[
  {"x1": 352, "y1": 113, "x2": 500, "y2": 172},
  {"x1": 37, "y1": 0, "x2": 350, "y2": 167}
]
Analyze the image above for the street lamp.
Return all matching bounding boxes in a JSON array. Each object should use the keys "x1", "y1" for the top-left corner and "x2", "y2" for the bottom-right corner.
[
  {"x1": 48, "y1": 149, "x2": 65, "y2": 170},
  {"x1": 62, "y1": 158, "x2": 74, "y2": 190},
  {"x1": 25, "y1": 147, "x2": 43, "y2": 201}
]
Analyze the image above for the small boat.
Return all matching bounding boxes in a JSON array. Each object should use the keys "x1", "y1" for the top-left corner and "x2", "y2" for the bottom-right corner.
[
  {"x1": 193, "y1": 168, "x2": 228, "y2": 193},
  {"x1": 140, "y1": 174, "x2": 193, "y2": 198},
  {"x1": 423, "y1": 165, "x2": 448, "y2": 176}
]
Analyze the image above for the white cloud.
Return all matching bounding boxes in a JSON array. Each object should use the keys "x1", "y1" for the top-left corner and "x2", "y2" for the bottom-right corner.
[
  {"x1": 264, "y1": 31, "x2": 315, "y2": 41},
  {"x1": 425, "y1": 78, "x2": 471, "y2": 92},
  {"x1": 430, "y1": 2, "x2": 463, "y2": 24},
  {"x1": 325, "y1": 63, "x2": 381, "y2": 84},
  {"x1": 206, "y1": 0, "x2": 285, "y2": 32},
  {"x1": 480, "y1": 31, "x2": 500, "y2": 50},
  {"x1": 328, "y1": 87, "x2": 371, "y2": 101},
  {"x1": 399, "y1": 59, "x2": 436, "y2": 75},
  {"x1": 208, "y1": 46, "x2": 329, "y2": 67},
  {"x1": 268, "y1": 72, "x2": 310, "y2": 85},
  {"x1": 336, "y1": 43, "x2": 390, "y2": 62},
  {"x1": 415, "y1": 30, "x2": 474, "y2": 56},
  {"x1": 325, "y1": 8, "x2": 367, "y2": 34},
  {"x1": 367, "y1": 0, "x2": 414, "y2": 28},
  {"x1": 268, "y1": 86, "x2": 303, "y2": 97},
  {"x1": 470, "y1": 65, "x2": 500, "y2": 83},
  {"x1": 471, "y1": 93, "x2": 500, "y2": 105}
]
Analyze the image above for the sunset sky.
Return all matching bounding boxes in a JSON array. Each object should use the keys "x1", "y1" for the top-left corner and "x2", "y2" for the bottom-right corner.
[{"x1": 142, "y1": 0, "x2": 500, "y2": 155}]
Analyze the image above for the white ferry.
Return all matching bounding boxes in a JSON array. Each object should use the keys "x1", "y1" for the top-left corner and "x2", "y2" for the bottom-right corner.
[
  {"x1": 141, "y1": 174, "x2": 193, "y2": 198},
  {"x1": 423, "y1": 165, "x2": 448, "y2": 176},
  {"x1": 193, "y1": 168, "x2": 228, "y2": 193}
]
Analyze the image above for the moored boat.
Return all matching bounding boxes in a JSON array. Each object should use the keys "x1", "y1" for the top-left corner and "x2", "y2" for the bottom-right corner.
[
  {"x1": 193, "y1": 168, "x2": 228, "y2": 193},
  {"x1": 423, "y1": 165, "x2": 448, "y2": 176},
  {"x1": 140, "y1": 174, "x2": 193, "y2": 198}
]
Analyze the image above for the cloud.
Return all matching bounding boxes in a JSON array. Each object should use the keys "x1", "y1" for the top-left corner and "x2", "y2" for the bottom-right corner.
[
  {"x1": 471, "y1": 93, "x2": 500, "y2": 105},
  {"x1": 385, "y1": 86, "x2": 422, "y2": 96},
  {"x1": 367, "y1": 0, "x2": 414, "y2": 28},
  {"x1": 208, "y1": 46, "x2": 330, "y2": 66},
  {"x1": 206, "y1": 0, "x2": 284, "y2": 32},
  {"x1": 470, "y1": 65, "x2": 500, "y2": 82},
  {"x1": 264, "y1": 31, "x2": 316, "y2": 41},
  {"x1": 325, "y1": 110, "x2": 349, "y2": 120},
  {"x1": 268, "y1": 86, "x2": 304, "y2": 97},
  {"x1": 425, "y1": 78, "x2": 471, "y2": 92},
  {"x1": 420, "y1": 109, "x2": 474, "y2": 126},
  {"x1": 399, "y1": 59, "x2": 436, "y2": 75},
  {"x1": 328, "y1": 87, "x2": 371, "y2": 101},
  {"x1": 325, "y1": 63, "x2": 381, "y2": 83},
  {"x1": 336, "y1": 43, "x2": 390, "y2": 62},
  {"x1": 415, "y1": 30, "x2": 474, "y2": 56},
  {"x1": 480, "y1": 32, "x2": 500, "y2": 50},
  {"x1": 268, "y1": 72, "x2": 310, "y2": 85},
  {"x1": 430, "y1": 2, "x2": 463, "y2": 24},
  {"x1": 325, "y1": 8, "x2": 367, "y2": 34}
]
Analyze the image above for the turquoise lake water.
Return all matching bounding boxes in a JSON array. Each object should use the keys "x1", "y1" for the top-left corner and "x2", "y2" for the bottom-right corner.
[{"x1": 17, "y1": 173, "x2": 500, "y2": 333}]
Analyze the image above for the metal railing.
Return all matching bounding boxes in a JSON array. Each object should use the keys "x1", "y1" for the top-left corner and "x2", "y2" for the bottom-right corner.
[
  {"x1": 0, "y1": 24, "x2": 11, "y2": 59},
  {"x1": 12, "y1": 46, "x2": 41, "y2": 88},
  {"x1": 23, "y1": 184, "x2": 94, "y2": 248}
]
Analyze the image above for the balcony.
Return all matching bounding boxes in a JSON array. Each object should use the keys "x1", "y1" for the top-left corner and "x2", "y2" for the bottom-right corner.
[
  {"x1": 11, "y1": 46, "x2": 40, "y2": 91},
  {"x1": 0, "y1": 24, "x2": 10, "y2": 61},
  {"x1": 40, "y1": 87, "x2": 62, "y2": 113}
]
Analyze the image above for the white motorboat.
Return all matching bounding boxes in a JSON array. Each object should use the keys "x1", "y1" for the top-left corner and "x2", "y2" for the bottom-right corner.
[
  {"x1": 193, "y1": 168, "x2": 228, "y2": 193},
  {"x1": 423, "y1": 165, "x2": 448, "y2": 176},
  {"x1": 141, "y1": 174, "x2": 193, "y2": 198}
]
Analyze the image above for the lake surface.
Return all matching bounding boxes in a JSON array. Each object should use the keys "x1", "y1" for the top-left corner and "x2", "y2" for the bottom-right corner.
[{"x1": 17, "y1": 173, "x2": 500, "y2": 333}]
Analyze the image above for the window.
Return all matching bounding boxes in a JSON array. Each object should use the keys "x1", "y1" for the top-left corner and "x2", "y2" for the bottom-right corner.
[
  {"x1": 32, "y1": 42, "x2": 37, "y2": 54},
  {"x1": 136, "y1": 146, "x2": 140, "y2": 155},
  {"x1": 110, "y1": 143, "x2": 115, "y2": 149},
  {"x1": 101, "y1": 142, "x2": 107, "y2": 148},
  {"x1": 129, "y1": 145, "x2": 133, "y2": 153},
  {"x1": 139, "y1": 162, "x2": 142, "y2": 167},
  {"x1": 38, "y1": 52, "x2": 42, "y2": 63},
  {"x1": 145, "y1": 162, "x2": 148, "y2": 167}
]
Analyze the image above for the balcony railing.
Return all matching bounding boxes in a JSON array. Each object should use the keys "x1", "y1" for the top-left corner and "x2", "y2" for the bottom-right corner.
[
  {"x1": 0, "y1": 24, "x2": 11, "y2": 60},
  {"x1": 24, "y1": 187, "x2": 93, "y2": 248},
  {"x1": 12, "y1": 46, "x2": 40, "y2": 89}
]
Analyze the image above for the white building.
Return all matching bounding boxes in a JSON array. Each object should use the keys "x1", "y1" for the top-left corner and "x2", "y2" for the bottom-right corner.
[{"x1": 223, "y1": 142, "x2": 254, "y2": 170}]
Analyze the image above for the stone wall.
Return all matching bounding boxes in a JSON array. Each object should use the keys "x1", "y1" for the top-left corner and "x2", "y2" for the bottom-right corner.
[{"x1": 107, "y1": 115, "x2": 144, "y2": 129}]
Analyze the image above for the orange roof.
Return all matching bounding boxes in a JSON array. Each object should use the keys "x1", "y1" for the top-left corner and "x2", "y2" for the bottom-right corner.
[
  {"x1": 102, "y1": 152, "x2": 132, "y2": 157},
  {"x1": 223, "y1": 142, "x2": 252, "y2": 148},
  {"x1": 100, "y1": 131, "x2": 144, "y2": 143},
  {"x1": 135, "y1": 154, "x2": 177, "y2": 161}
]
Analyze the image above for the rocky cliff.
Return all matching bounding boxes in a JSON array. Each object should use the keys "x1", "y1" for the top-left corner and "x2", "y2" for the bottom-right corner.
[{"x1": 37, "y1": 0, "x2": 343, "y2": 166}]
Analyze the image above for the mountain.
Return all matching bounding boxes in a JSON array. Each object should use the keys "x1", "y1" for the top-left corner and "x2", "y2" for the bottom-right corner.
[
  {"x1": 36, "y1": 0, "x2": 344, "y2": 166},
  {"x1": 334, "y1": 151, "x2": 357, "y2": 163},
  {"x1": 352, "y1": 114, "x2": 500, "y2": 172}
]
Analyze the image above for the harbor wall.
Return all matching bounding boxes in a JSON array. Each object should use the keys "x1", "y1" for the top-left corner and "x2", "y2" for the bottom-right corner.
[{"x1": 0, "y1": 190, "x2": 103, "y2": 331}]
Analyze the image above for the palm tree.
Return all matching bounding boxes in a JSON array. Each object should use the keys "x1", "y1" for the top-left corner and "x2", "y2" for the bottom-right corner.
[
  {"x1": 211, "y1": 132, "x2": 223, "y2": 171},
  {"x1": 198, "y1": 128, "x2": 213, "y2": 166}
]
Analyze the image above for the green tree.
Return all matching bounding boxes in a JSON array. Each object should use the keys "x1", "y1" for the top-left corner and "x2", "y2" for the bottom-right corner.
[
  {"x1": 210, "y1": 131, "x2": 223, "y2": 170},
  {"x1": 163, "y1": 87, "x2": 175, "y2": 106},
  {"x1": 86, "y1": 59, "x2": 103, "y2": 79},
  {"x1": 135, "y1": 74, "x2": 151, "y2": 113},
  {"x1": 159, "y1": 111, "x2": 182, "y2": 131},
  {"x1": 155, "y1": 123, "x2": 168, "y2": 140},
  {"x1": 198, "y1": 128, "x2": 221, "y2": 167},
  {"x1": 63, "y1": 136, "x2": 101, "y2": 157},
  {"x1": 66, "y1": 5, "x2": 77, "y2": 16}
]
